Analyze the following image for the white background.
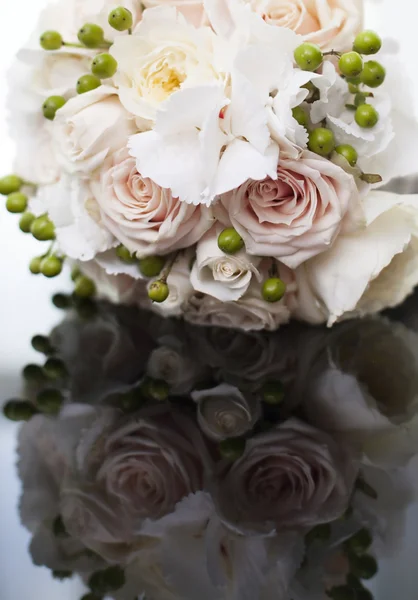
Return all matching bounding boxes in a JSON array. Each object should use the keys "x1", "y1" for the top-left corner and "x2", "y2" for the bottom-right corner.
[{"x1": 0, "y1": 1, "x2": 418, "y2": 599}]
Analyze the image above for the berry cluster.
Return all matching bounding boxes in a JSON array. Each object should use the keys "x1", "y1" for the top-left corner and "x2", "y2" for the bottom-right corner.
[{"x1": 293, "y1": 30, "x2": 385, "y2": 170}]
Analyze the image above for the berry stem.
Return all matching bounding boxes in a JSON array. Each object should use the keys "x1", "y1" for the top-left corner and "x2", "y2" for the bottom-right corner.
[
  {"x1": 323, "y1": 50, "x2": 342, "y2": 58},
  {"x1": 101, "y1": 41, "x2": 113, "y2": 49},
  {"x1": 360, "y1": 172, "x2": 383, "y2": 184},
  {"x1": 268, "y1": 259, "x2": 279, "y2": 278},
  {"x1": 63, "y1": 41, "x2": 86, "y2": 49},
  {"x1": 160, "y1": 251, "x2": 180, "y2": 284},
  {"x1": 128, "y1": 28, "x2": 132, "y2": 35}
]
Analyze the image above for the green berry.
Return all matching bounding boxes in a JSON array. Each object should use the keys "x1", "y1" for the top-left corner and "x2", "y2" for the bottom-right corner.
[
  {"x1": 29, "y1": 256, "x2": 43, "y2": 275},
  {"x1": 139, "y1": 256, "x2": 166, "y2": 278},
  {"x1": 261, "y1": 380, "x2": 285, "y2": 405},
  {"x1": 52, "y1": 516, "x2": 68, "y2": 538},
  {"x1": 19, "y1": 212, "x2": 36, "y2": 233},
  {"x1": 219, "y1": 438, "x2": 246, "y2": 461},
  {"x1": 294, "y1": 42, "x2": 323, "y2": 71},
  {"x1": 31, "y1": 335, "x2": 54, "y2": 355},
  {"x1": 348, "y1": 83, "x2": 359, "y2": 94},
  {"x1": 305, "y1": 523, "x2": 332, "y2": 545},
  {"x1": 40, "y1": 255, "x2": 63, "y2": 278},
  {"x1": 76, "y1": 74, "x2": 101, "y2": 94},
  {"x1": 52, "y1": 293, "x2": 72, "y2": 309},
  {"x1": 108, "y1": 7, "x2": 134, "y2": 31},
  {"x1": 31, "y1": 215, "x2": 55, "y2": 241},
  {"x1": 37, "y1": 388, "x2": 64, "y2": 414},
  {"x1": 349, "y1": 554, "x2": 378, "y2": 580},
  {"x1": 23, "y1": 364, "x2": 47, "y2": 385},
  {"x1": 261, "y1": 277, "x2": 287, "y2": 303},
  {"x1": 336, "y1": 144, "x2": 358, "y2": 167},
  {"x1": 78, "y1": 23, "x2": 105, "y2": 48},
  {"x1": 360, "y1": 60, "x2": 386, "y2": 88},
  {"x1": 44, "y1": 358, "x2": 68, "y2": 380},
  {"x1": 345, "y1": 528, "x2": 373, "y2": 555},
  {"x1": 353, "y1": 30, "x2": 382, "y2": 55},
  {"x1": 42, "y1": 95, "x2": 66, "y2": 120},
  {"x1": 3, "y1": 400, "x2": 37, "y2": 422},
  {"x1": 6, "y1": 192, "x2": 27, "y2": 213},
  {"x1": 308, "y1": 127, "x2": 335, "y2": 156},
  {"x1": 292, "y1": 106, "x2": 308, "y2": 128},
  {"x1": 217, "y1": 228, "x2": 245, "y2": 254},
  {"x1": 141, "y1": 378, "x2": 170, "y2": 402},
  {"x1": 355, "y1": 104, "x2": 379, "y2": 128},
  {"x1": 88, "y1": 566, "x2": 126, "y2": 595},
  {"x1": 0, "y1": 174, "x2": 22, "y2": 195},
  {"x1": 71, "y1": 267, "x2": 81, "y2": 282},
  {"x1": 91, "y1": 53, "x2": 118, "y2": 79},
  {"x1": 116, "y1": 245, "x2": 136, "y2": 263},
  {"x1": 354, "y1": 92, "x2": 367, "y2": 107},
  {"x1": 74, "y1": 275, "x2": 96, "y2": 298},
  {"x1": 339, "y1": 52, "x2": 363, "y2": 77},
  {"x1": 148, "y1": 280, "x2": 169, "y2": 303},
  {"x1": 40, "y1": 31, "x2": 63, "y2": 51}
]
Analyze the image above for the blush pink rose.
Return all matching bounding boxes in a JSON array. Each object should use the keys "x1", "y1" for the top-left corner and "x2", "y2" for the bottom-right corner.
[
  {"x1": 212, "y1": 418, "x2": 358, "y2": 535},
  {"x1": 93, "y1": 149, "x2": 213, "y2": 258},
  {"x1": 216, "y1": 152, "x2": 358, "y2": 269},
  {"x1": 247, "y1": 0, "x2": 363, "y2": 51}
]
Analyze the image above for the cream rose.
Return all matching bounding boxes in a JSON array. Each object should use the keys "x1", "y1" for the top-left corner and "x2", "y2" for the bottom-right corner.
[
  {"x1": 213, "y1": 418, "x2": 358, "y2": 534},
  {"x1": 110, "y1": 7, "x2": 224, "y2": 124},
  {"x1": 245, "y1": 0, "x2": 363, "y2": 51},
  {"x1": 216, "y1": 152, "x2": 358, "y2": 269},
  {"x1": 51, "y1": 87, "x2": 136, "y2": 174},
  {"x1": 190, "y1": 227, "x2": 262, "y2": 302},
  {"x1": 38, "y1": 175, "x2": 115, "y2": 261},
  {"x1": 185, "y1": 263, "x2": 296, "y2": 332},
  {"x1": 192, "y1": 384, "x2": 261, "y2": 441},
  {"x1": 293, "y1": 191, "x2": 418, "y2": 326},
  {"x1": 93, "y1": 149, "x2": 213, "y2": 257},
  {"x1": 147, "y1": 340, "x2": 203, "y2": 395},
  {"x1": 301, "y1": 317, "x2": 418, "y2": 467}
]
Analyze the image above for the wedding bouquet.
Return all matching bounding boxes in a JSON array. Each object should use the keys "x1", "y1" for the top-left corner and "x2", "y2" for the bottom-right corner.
[
  {"x1": 6, "y1": 299, "x2": 418, "y2": 600},
  {"x1": 3, "y1": 0, "x2": 418, "y2": 331}
]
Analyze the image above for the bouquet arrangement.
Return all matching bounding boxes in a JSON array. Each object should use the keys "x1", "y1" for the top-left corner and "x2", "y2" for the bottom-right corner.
[
  {"x1": 2, "y1": 0, "x2": 418, "y2": 331},
  {"x1": 6, "y1": 297, "x2": 418, "y2": 600}
]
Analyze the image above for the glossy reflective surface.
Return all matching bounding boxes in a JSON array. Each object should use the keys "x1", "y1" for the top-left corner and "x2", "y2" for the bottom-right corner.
[{"x1": 2, "y1": 293, "x2": 418, "y2": 600}]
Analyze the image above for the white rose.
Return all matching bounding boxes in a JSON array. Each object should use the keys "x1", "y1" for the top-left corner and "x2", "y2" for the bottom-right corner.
[
  {"x1": 301, "y1": 317, "x2": 418, "y2": 467},
  {"x1": 78, "y1": 258, "x2": 145, "y2": 304},
  {"x1": 110, "y1": 7, "x2": 224, "y2": 125},
  {"x1": 92, "y1": 148, "x2": 213, "y2": 257},
  {"x1": 147, "y1": 339, "x2": 203, "y2": 394},
  {"x1": 51, "y1": 86, "x2": 136, "y2": 174},
  {"x1": 190, "y1": 227, "x2": 262, "y2": 302},
  {"x1": 192, "y1": 383, "x2": 261, "y2": 441},
  {"x1": 185, "y1": 263, "x2": 297, "y2": 332},
  {"x1": 293, "y1": 191, "x2": 418, "y2": 326},
  {"x1": 38, "y1": 175, "x2": 114, "y2": 261},
  {"x1": 212, "y1": 418, "x2": 358, "y2": 535}
]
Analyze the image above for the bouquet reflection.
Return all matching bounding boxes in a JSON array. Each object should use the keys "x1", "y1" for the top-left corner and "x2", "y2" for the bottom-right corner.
[{"x1": 6, "y1": 295, "x2": 418, "y2": 600}]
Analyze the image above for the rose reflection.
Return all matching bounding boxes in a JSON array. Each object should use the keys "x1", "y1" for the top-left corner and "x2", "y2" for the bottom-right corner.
[{"x1": 13, "y1": 297, "x2": 418, "y2": 599}]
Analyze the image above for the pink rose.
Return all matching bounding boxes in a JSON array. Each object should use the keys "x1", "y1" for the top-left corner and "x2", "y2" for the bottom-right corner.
[
  {"x1": 216, "y1": 152, "x2": 358, "y2": 269},
  {"x1": 93, "y1": 149, "x2": 213, "y2": 258},
  {"x1": 245, "y1": 0, "x2": 363, "y2": 51},
  {"x1": 212, "y1": 418, "x2": 358, "y2": 534}
]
